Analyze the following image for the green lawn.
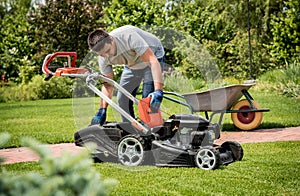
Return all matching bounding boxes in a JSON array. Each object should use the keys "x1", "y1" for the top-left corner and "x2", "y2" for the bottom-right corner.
[
  {"x1": 102, "y1": 142, "x2": 300, "y2": 195},
  {"x1": 0, "y1": 88, "x2": 299, "y2": 195},
  {"x1": 0, "y1": 99, "x2": 76, "y2": 147},
  {"x1": 1, "y1": 141, "x2": 299, "y2": 195},
  {"x1": 0, "y1": 89, "x2": 299, "y2": 147}
]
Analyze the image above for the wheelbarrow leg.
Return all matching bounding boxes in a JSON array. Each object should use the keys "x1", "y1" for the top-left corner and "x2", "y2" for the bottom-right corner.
[
  {"x1": 205, "y1": 111, "x2": 209, "y2": 120},
  {"x1": 209, "y1": 111, "x2": 225, "y2": 130},
  {"x1": 242, "y1": 89, "x2": 255, "y2": 108}
]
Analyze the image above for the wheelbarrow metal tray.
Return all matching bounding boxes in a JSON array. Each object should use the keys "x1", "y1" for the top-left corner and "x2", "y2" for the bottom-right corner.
[{"x1": 183, "y1": 84, "x2": 254, "y2": 112}]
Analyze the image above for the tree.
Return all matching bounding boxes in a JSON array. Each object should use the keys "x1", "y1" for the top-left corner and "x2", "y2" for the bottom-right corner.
[
  {"x1": 104, "y1": 0, "x2": 167, "y2": 31},
  {"x1": 168, "y1": 0, "x2": 282, "y2": 79},
  {"x1": 0, "y1": 0, "x2": 37, "y2": 82},
  {"x1": 28, "y1": 0, "x2": 106, "y2": 66},
  {"x1": 269, "y1": 0, "x2": 300, "y2": 65},
  {"x1": 0, "y1": 0, "x2": 32, "y2": 18}
]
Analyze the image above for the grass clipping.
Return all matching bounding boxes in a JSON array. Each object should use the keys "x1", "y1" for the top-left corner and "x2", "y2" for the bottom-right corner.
[{"x1": 0, "y1": 133, "x2": 117, "y2": 196}]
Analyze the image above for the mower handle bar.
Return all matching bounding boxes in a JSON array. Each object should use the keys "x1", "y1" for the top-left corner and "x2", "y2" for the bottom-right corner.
[
  {"x1": 86, "y1": 72, "x2": 149, "y2": 134},
  {"x1": 86, "y1": 72, "x2": 139, "y2": 105},
  {"x1": 42, "y1": 52, "x2": 148, "y2": 134}
]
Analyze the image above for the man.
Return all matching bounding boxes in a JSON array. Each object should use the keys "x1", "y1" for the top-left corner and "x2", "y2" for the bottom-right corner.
[{"x1": 87, "y1": 25, "x2": 165, "y2": 125}]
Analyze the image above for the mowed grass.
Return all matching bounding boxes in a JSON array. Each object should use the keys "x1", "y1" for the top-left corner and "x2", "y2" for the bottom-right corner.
[
  {"x1": 0, "y1": 99, "x2": 77, "y2": 147},
  {"x1": 102, "y1": 142, "x2": 300, "y2": 195},
  {"x1": 0, "y1": 89, "x2": 299, "y2": 147},
  {"x1": 0, "y1": 89, "x2": 299, "y2": 195},
  {"x1": 1, "y1": 141, "x2": 299, "y2": 195}
]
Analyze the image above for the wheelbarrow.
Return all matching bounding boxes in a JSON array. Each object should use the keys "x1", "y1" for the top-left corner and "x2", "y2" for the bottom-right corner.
[{"x1": 163, "y1": 84, "x2": 270, "y2": 131}]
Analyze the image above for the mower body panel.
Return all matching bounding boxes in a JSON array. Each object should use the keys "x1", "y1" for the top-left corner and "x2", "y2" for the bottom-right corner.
[{"x1": 74, "y1": 115, "x2": 238, "y2": 168}]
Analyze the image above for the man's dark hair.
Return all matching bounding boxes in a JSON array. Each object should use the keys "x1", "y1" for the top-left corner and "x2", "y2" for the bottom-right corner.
[{"x1": 87, "y1": 28, "x2": 112, "y2": 52}]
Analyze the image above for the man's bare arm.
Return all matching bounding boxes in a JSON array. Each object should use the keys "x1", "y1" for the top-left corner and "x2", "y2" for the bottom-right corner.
[
  {"x1": 140, "y1": 48, "x2": 163, "y2": 90},
  {"x1": 100, "y1": 71, "x2": 114, "y2": 108}
]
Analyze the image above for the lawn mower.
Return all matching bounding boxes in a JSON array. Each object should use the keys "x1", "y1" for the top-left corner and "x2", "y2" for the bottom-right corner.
[{"x1": 42, "y1": 52, "x2": 244, "y2": 170}]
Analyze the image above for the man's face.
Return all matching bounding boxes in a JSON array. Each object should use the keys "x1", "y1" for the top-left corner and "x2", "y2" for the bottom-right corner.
[{"x1": 96, "y1": 38, "x2": 117, "y2": 58}]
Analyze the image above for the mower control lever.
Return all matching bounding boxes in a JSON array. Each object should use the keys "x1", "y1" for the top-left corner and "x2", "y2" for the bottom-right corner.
[
  {"x1": 44, "y1": 73, "x2": 54, "y2": 81},
  {"x1": 42, "y1": 52, "x2": 89, "y2": 79}
]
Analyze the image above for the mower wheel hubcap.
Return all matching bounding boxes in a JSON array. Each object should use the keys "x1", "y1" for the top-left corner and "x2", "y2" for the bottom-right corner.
[
  {"x1": 195, "y1": 147, "x2": 220, "y2": 170},
  {"x1": 118, "y1": 136, "x2": 144, "y2": 166}
]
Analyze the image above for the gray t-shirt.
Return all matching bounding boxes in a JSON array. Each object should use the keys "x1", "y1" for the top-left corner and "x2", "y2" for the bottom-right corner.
[{"x1": 98, "y1": 25, "x2": 165, "y2": 74}]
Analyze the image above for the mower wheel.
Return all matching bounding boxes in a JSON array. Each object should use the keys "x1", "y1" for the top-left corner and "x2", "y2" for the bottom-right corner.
[
  {"x1": 194, "y1": 147, "x2": 220, "y2": 170},
  {"x1": 117, "y1": 135, "x2": 147, "y2": 166},
  {"x1": 231, "y1": 99, "x2": 263, "y2": 131},
  {"x1": 221, "y1": 141, "x2": 243, "y2": 161}
]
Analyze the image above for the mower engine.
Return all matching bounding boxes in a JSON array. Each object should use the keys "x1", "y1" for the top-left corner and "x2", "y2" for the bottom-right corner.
[{"x1": 150, "y1": 114, "x2": 242, "y2": 170}]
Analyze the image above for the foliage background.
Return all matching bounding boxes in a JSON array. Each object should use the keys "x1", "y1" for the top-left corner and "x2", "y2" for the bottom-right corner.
[
  {"x1": 0, "y1": 1, "x2": 299, "y2": 193},
  {"x1": 0, "y1": 0, "x2": 299, "y2": 101}
]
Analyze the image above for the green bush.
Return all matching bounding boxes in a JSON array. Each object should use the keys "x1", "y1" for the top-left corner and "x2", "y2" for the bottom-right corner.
[
  {"x1": 269, "y1": 0, "x2": 300, "y2": 65},
  {"x1": 19, "y1": 64, "x2": 40, "y2": 85},
  {"x1": 259, "y1": 60, "x2": 300, "y2": 98},
  {"x1": 0, "y1": 75, "x2": 74, "y2": 102},
  {"x1": 279, "y1": 81, "x2": 300, "y2": 98},
  {"x1": 0, "y1": 7, "x2": 38, "y2": 83},
  {"x1": 24, "y1": 75, "x2": 74, "y2": 100},
  {"x1": 203, "y1": 31, "x2": 274, "y2": 80},
  {"x1": 164, "y1": 70, "x2": 206, "y2": 93},
  {"x1": 103, "y1": 0, "x2": 167, "y2": 31},
  {"x1": 0, "y1": 133, "x2": 117, "y2": 196},
  {"x1": 278, "y1": 61, "x2": 300, "y2": 98}
]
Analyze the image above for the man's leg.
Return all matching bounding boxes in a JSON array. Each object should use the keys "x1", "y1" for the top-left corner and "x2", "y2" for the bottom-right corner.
[{"x1": 117, "y1": 66, "x2": 143, "y2": 121}]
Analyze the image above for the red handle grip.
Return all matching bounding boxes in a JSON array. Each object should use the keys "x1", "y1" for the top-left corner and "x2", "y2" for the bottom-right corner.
[{"x1": 42, "y1": 52, "x2": 77, "y2": 75}]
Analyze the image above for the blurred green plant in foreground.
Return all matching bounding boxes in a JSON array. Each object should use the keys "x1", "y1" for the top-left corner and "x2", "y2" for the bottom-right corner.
[{"x1": 0, "y1": 133, "x2": 117, "y2": 196}]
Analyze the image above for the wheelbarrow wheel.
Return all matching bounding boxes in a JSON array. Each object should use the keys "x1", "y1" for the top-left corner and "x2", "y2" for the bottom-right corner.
[{"x1": 231, "y1": 99, "x2": 263, "y2": 131}]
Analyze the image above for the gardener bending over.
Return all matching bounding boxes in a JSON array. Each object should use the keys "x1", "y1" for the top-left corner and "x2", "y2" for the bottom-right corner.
[{"x1": 88, "y1": 25, "x2": 165, "y2": 125}]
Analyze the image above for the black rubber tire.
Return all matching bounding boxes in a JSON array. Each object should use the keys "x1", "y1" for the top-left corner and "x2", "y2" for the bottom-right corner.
[{"x1": 221, "y1": 141, "x2": 244, "y2": 161}]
